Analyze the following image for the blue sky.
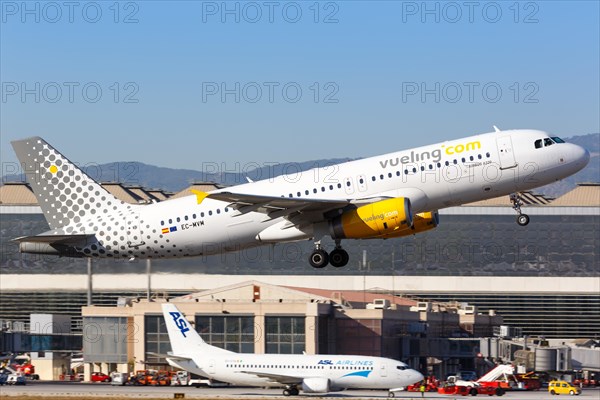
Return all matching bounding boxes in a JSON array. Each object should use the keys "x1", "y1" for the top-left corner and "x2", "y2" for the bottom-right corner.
[{"x1": 1, "y1": 1, "x2": 599, "y2": 170}]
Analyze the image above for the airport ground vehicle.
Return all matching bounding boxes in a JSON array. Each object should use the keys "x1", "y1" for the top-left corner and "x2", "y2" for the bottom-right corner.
[
  {"x1": 110, "y1": 372, "x2": 128, "y2": 386},
  {"x1": 6, "y1": 374, "x2": 26, "y2": 385},
  {"x1": 90, "y1": 372, "x2": 111, "y2": 382},
  {"x1": 549, "y1": 381, "x2": 581, "y2": 395}
]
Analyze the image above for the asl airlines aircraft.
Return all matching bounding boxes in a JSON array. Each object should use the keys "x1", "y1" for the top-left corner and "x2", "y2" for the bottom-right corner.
[
  {"x1": 11, "y1": 128, "x2": 589, "y2": 268},
  {"x1": 159, "y1": 303, "x2": 424, "y2": 396}
]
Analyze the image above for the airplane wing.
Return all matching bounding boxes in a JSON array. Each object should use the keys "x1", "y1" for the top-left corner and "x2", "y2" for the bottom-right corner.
[
  {"x1": 237, "y1": 370, "x2": 304, "y2": 385},
  {"x1": 198, "y1": 190, "x2": 376, "y2": 223}
]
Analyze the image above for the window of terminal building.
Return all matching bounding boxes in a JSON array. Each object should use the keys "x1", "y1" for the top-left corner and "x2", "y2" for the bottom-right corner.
[
  {"x1": 195, "y1": 315, "x2": 254, "y2": 353},
  {"x1": 144, "y1": 315, "x2": 172, "y2": 367},
  {"x1": 335, "y1": 318, "x2": 381, "y2": 356},
  {"x1": 83, "y1": 316, "x2": 128, "y2": 364},
  {"x1": 265, "y1": 316, "x2": 305, "y2": 354}
]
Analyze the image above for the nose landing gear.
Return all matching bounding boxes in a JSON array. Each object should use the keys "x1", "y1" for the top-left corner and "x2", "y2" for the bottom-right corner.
[{"x1": 510, "y1": 193, "x2": 530, "y2": 226}]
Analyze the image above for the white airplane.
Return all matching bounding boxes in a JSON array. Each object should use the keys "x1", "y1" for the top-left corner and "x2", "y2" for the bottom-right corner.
[
  {"x1": 11, "y1": 128, "x2": 589, "y2": 268},
  {"x1": 158, "y1": 303, "x2": 424, "y2": 396}
]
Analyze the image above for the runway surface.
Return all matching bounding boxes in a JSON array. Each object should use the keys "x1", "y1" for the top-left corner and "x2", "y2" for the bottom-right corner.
[{"x1": 1, "y1": 381, "x2": 599, "y2": 399}]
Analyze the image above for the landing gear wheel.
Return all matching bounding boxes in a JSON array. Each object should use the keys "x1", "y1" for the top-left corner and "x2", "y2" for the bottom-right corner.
[
  {"x1": 510, "y1": 193, "x2": 530, "y2": 226},
  {"x1": 329, "y1": 248, "x2": 349, "y2": 267},
  {"x1": 517, "y1": 214, "x2": 530, "y2": 226},
  {"x1": 309, "y1": 249, "x2": 329, "y2": 268},
  {"x1": 283, "y1": 389, "x2": 291, "y2": 396}
]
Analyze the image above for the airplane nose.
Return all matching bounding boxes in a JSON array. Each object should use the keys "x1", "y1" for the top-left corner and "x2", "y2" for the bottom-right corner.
[
  {"x1": 412, "y1": 369, "x2": 425, "y2": 383},
  {"x1": 581, "y1": 147, "x2": 591, "y2": 166}
]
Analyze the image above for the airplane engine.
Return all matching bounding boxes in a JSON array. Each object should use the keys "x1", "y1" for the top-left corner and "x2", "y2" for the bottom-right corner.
[
  {"x1": 329, "y1": 198, "x2": 412, "y2": 239},
  {"x1": 380, "y1": 210, "x2": 440, "y2": 238},
  {"x1": 301, "y1": 377, "x2": 330, "y2": 393}
]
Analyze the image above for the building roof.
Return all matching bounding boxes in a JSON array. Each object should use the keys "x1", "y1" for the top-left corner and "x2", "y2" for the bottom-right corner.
[
  {"x1": 100, "y1": 183, "x2": 145, "y2": 203},
  {"x1": 176, "y1": 280, "x2": 333, "y2": 303},
  {"x1": 169, "y1": 183, "x2": 222, "y2": 200},
  {"x1": 549, "y1": 183, "x2": 600, "y2": 206},
  {"x1": 0, "y1": 182, "x2": 37, "y2": 205},
  {"x1": 285, "y1": 286, "x2": 418, "y2": 308},
  {"x1": 464, "y1": 190, "x2": 553, "y2": 206}
]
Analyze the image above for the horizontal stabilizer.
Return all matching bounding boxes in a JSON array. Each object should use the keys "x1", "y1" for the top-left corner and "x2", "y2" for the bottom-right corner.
[
  {"x1": 13, "y1": 234, "x2": 95, "y2": 246},
  {"x1": 145, "y1": 352, "x2": 193, "y2": 362}
]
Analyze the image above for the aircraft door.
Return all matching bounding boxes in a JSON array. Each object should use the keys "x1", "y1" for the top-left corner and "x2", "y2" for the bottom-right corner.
[
  {"x1": 126, "y1": 214, "x2": 145, "y2": 247},
  {"x1": 344, "y1": 177, "x2": 355, "y2": 195},
  {"x1": 379, "y1": 363, "x2": 387, "y2": 377},
  {"x1": 357, "y1": 174, "x2": 368, "y2": 192},
  {"x1": 208, "y1": 359, "x2": 216, "y2": 374},
  {"x1": 496, "y1": 136, "x2": 517, "y2": 169}
]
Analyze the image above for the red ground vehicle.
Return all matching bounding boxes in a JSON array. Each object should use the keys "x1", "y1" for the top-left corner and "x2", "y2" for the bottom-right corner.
[
  {"x1": 91, "y1": 372, "x2": 111, "y2": 382},
  {"x1": 406, "y1": 376, "x2": 439, "y2": 392}
]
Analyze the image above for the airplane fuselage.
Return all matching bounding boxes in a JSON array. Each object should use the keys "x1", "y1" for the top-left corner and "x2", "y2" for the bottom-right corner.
[
  {"x1": 13, "y1": 129, "x2": 590, "y2": 266},
  {"x1": 168, "y1": 353, "x2": 422, "y2": 390}
]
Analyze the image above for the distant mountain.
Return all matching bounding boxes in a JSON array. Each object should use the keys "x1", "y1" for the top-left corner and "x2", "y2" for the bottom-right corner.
[
  {"x1": 2, "y1": 158, "x2": 353, "y2": 193},
  {"x1": 2, "y1": 133, "x2": 597, "y2": 197}
]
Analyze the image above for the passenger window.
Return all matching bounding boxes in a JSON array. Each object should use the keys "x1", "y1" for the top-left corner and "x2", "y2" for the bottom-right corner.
[
  {"x1": 337, "y1": 183, "x2": 342, "y2": 189},
  {"x1": 534, "y1": 139, "x2": 543, "y2": 149},
  {"x1": 305, "y1": 190, "x2": 309, "y2": 195}
]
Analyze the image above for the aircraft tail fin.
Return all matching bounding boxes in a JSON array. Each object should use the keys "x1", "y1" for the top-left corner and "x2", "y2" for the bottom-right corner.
[
  {"x1": 11, "y1": 137, "x2": 130, "y2": 229},
  {"x1": 162, "y1": 303, "x2": 234, "y2": 356}
]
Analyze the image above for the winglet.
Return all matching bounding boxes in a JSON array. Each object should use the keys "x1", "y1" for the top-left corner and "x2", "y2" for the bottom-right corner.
[{"x1": 190, "y1": 190, "x2": 209, "y2": 205}]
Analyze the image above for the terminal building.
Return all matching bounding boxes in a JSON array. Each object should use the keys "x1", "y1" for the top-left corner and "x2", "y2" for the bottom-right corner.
[
  {"x1": 1, "y1": 182, "x2": 599, "y2": 378},
  {"x1": 81, "y1": 280, "x2": 502, "y2": 380}
]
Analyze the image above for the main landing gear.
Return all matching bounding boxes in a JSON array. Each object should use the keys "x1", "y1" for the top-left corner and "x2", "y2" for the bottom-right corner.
[
  {"x1": 309, "y1": 240, "x2": 349, "y2": 268},
  {"x1": 283, "y1": 385, "x2": 299, "y2": 396},
  {"x1": 510, "y1": 193, "x2": 530, "y2": 226}
]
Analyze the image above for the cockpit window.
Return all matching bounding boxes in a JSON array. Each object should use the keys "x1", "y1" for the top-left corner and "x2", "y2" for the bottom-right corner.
[
  {"x1": 552, "y1": 137, "x2": 565, "y2": 143},
  {"x1": 534, "y1": 139, "x2": 543, "y2": 149},
  {"x1": 396, "y1": 365, "x2": 406, "y2": 370},
  {"x1": 544, "y1": 138, "x2": 554, "y2": 146}
]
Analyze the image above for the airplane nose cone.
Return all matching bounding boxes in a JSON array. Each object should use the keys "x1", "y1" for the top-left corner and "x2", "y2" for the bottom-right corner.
[
  {"x1": 581, "y1": 147, "x2": 591, "y2": 166},
  {"x1": 412, "y1": 369, "x2": 425, "y2": 383}
]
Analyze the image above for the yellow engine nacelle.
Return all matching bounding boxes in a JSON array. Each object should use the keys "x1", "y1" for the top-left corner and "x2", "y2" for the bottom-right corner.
[
  {"x1": 330, "y1": 198, "x2": 412, "y2": 239},
  {"x1": 380, "y1": 210, "x2": 440, "y2": 238}
]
